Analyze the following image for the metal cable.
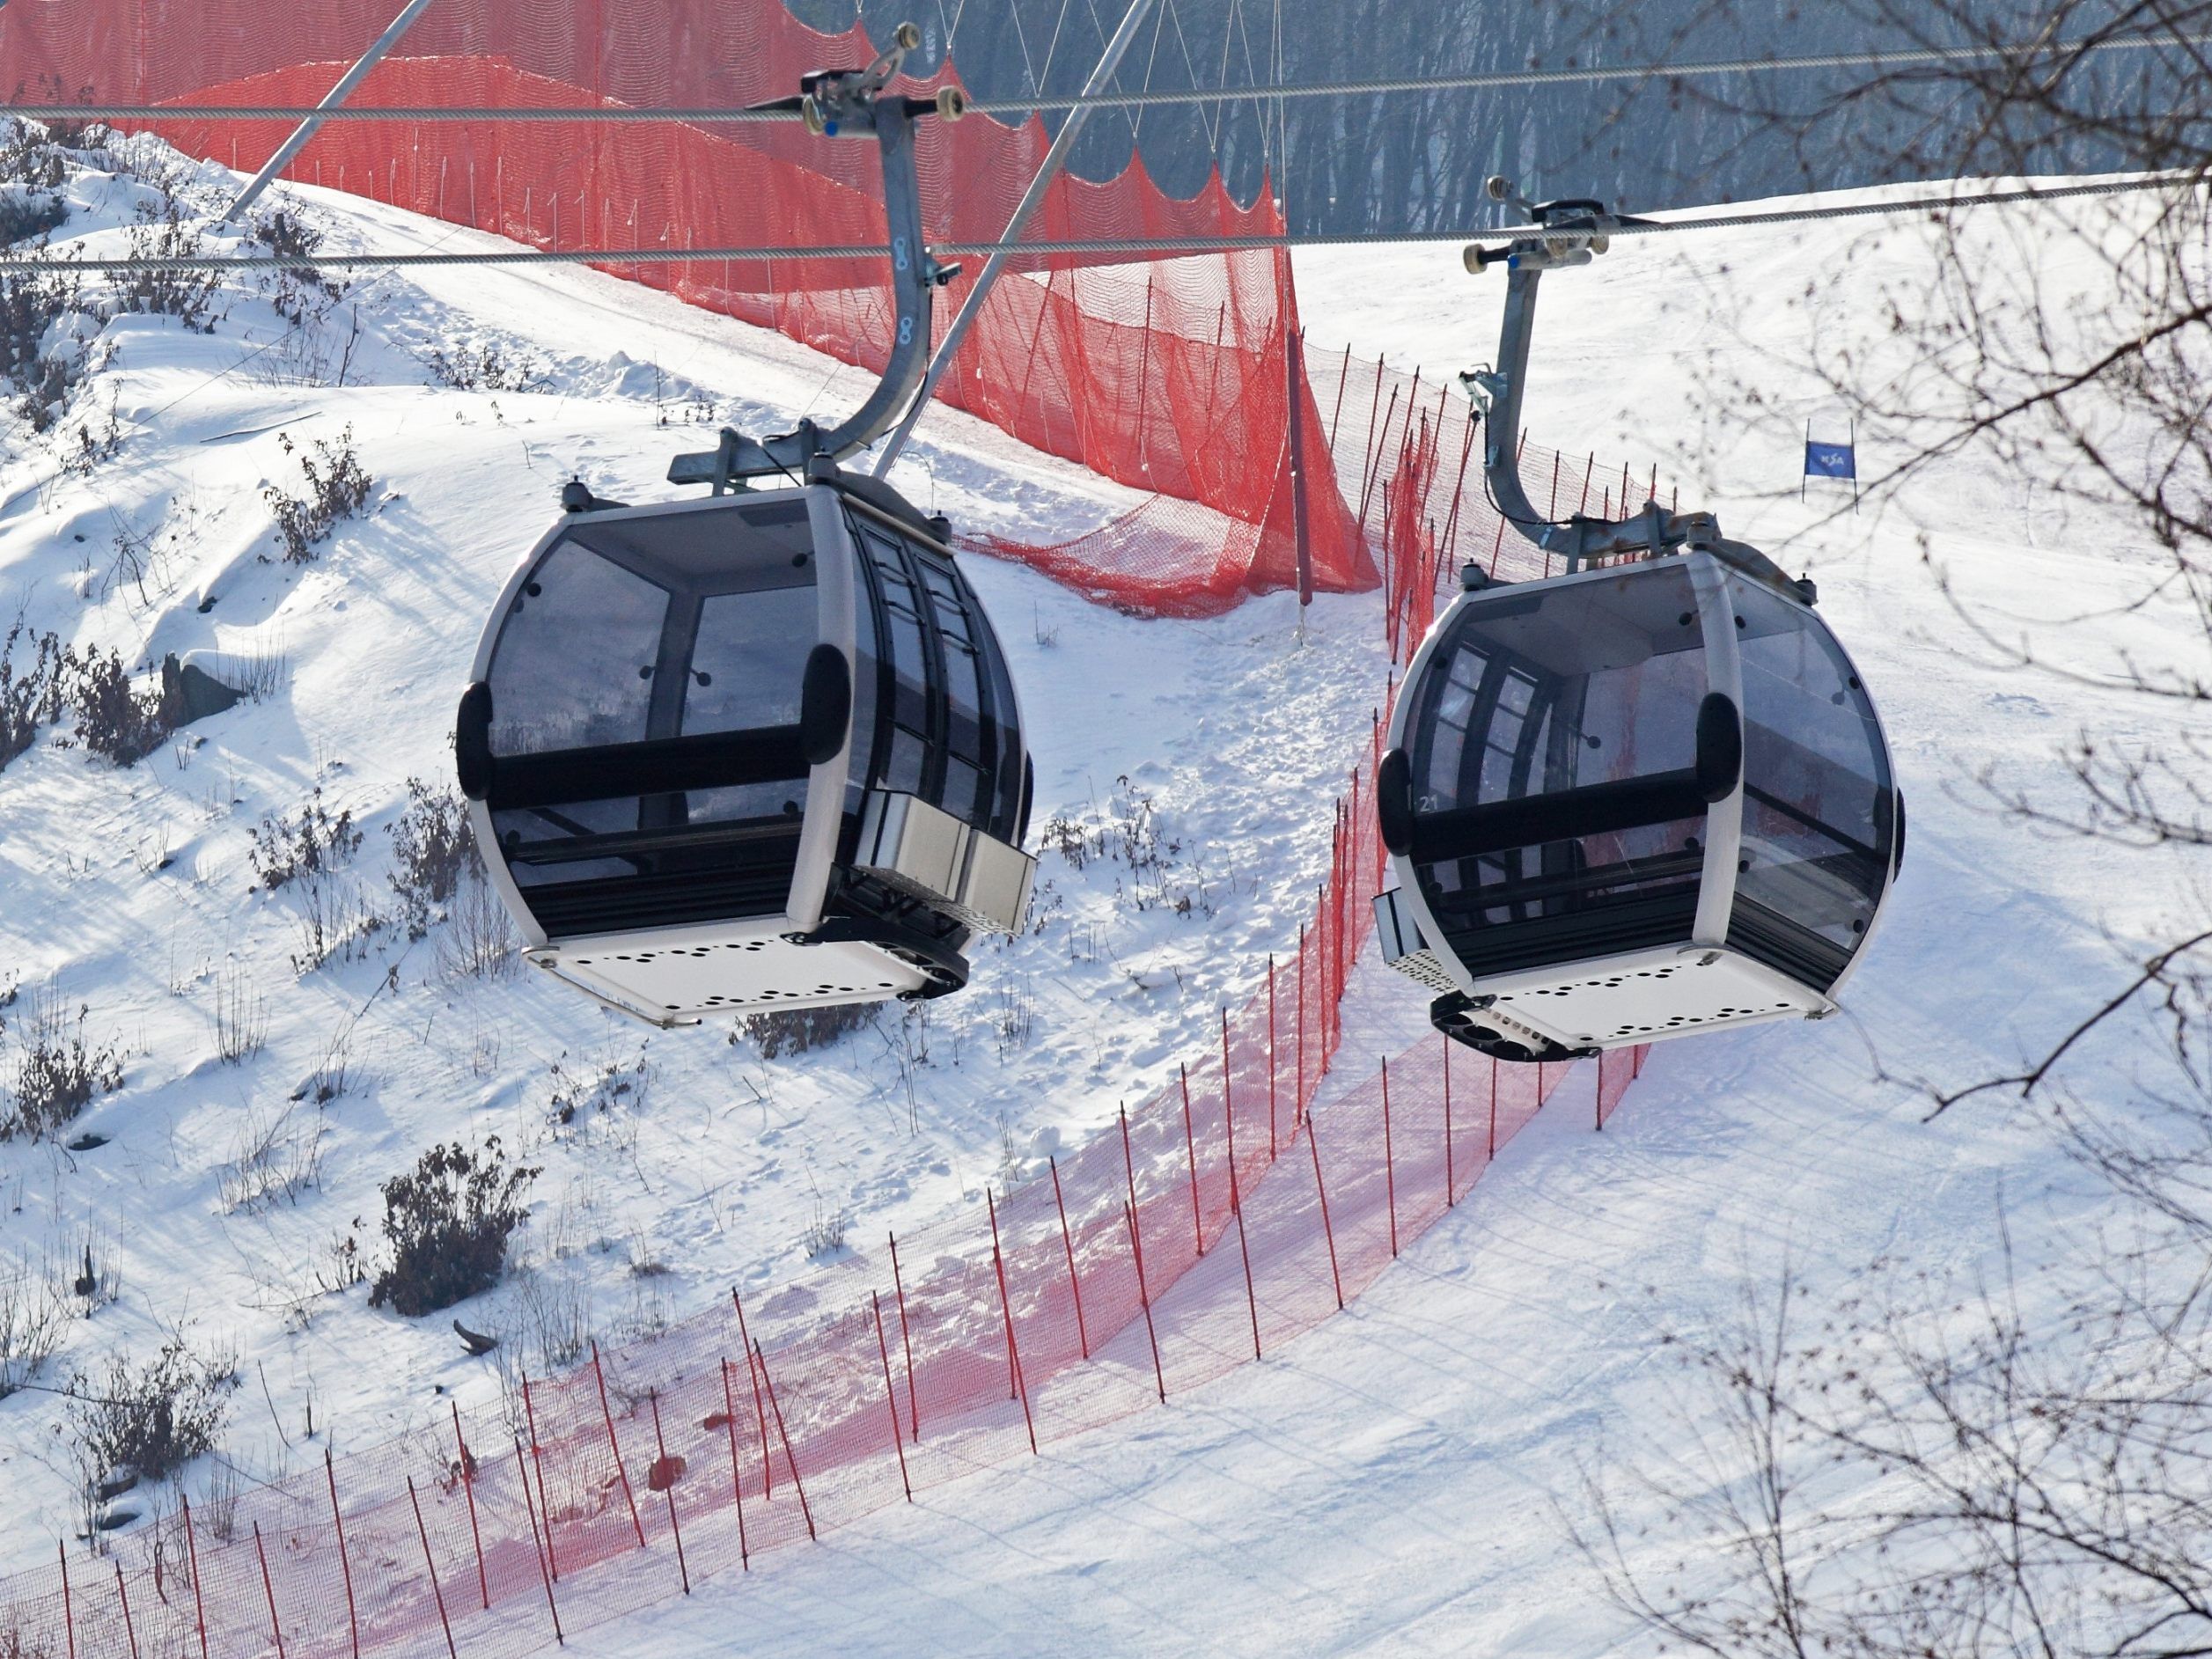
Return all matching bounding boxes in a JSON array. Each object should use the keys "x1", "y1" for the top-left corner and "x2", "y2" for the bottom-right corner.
[
  {"x1": 0, "y1": 172, "x2": 2190, "y2": 275},
  {"x1": 0, "y1": 26, "x2": 2201, "y2": 125}
]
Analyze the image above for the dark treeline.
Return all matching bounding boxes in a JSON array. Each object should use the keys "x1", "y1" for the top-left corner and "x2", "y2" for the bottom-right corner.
[{"x1": 790, "y1": 0, "x2": 2194, "y2": 230}]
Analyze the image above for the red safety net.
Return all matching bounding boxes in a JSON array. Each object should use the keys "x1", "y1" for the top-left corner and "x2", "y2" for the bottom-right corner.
[{"x1": 0, "y1": 0, "x2": 1371, "y2": 615}]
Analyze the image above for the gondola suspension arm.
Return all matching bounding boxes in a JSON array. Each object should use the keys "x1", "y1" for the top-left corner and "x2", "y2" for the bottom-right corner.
[
  {"x1": 1461, "y1": 177, "x2": 1811, "y2": 602},
  {"x1": 667, "y1": 25, "x2": 967, "y2": 492}
]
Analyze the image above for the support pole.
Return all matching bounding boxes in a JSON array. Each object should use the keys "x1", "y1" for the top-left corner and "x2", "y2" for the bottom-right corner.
[
  {"x1": 717, "y1": 1362, "x2": 751, "y2": 1568},
  {"x1": 987, "y1": 1191, "x2": 1038, "y2": 1454},
  {"x1": 731, "y1": 1289, "x2": 773, "y2": 1498},
  {"x1": 512, "y1": 1433, "x2": 564, "y2": 1643},
  {"x1": 326, "y1": 1448, "x2": 362, "y2": 1657},
  {"x1": 1306, "y1": 1115, "x2": 1345, "y2": 1310},
  {"x1": 646, "y1": 1391, "x2": 690, "y2": 1595},
  {"x1": 518, "y1": 1369, "x2": 557, "y2": 1581},
  {"x1": 753, "y1": 1341, "x2": 814, "y2": 1540},
  {"x1": 1049, "y1": 1156, "x2": 1090, "y2": 1359},
  {"x1": 1123, "y1": 1200, "x2": 1167, "y2": 1401},
  {"x1": 1178, "y1": 1064, "x2": 1205, "y2": 1258},
  {"x1": 1231, "y1": 1168, "x2": 1261, "y2": 1361},
  {"x1": 1289, "y1": 320, "x2": 1313, "y2": 606},
  {"x1": 225, "y1": 0, "x2": 443, "y2": 220},
  {"x1": 252, "y1": 1523, "x2": 286, "y2": 1659},
  {"x1": 406, "y1": 1478, "x2": 459, "y2": 1659},
  {"x1": 114, "y1": 1560, "x2": 139, "y2": 1659},
  {"x1": 180, "y1": 1494, "x2": 209, "y2": 1659},
  {"x1": 57, "y1": 1542, "x2": 74, "y2": 1659},
  {"x1": 888, "y1": 1233, "x2": 919, "y2": 1440},
  {"x1": 590, "y1": 1341, "x2": 648, "y2": 1548},
  {"x1": 872, "y1": 1294, "x2": 914, "y2": 1501},
  {"x1": 1381, "y1": 1054, "x2": 1399, "y2": 1257},
  {"x1": 450, "y1": 1403, "x2": 489, "y2": 1610},
  {"x1": 873, "y1": 0, "x2": 1159, "y2": 473}
]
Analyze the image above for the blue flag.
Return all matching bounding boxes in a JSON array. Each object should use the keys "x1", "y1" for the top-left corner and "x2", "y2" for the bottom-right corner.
[{"x1": 1804, "y1": 438, "x2": 1856, "y2": 480}]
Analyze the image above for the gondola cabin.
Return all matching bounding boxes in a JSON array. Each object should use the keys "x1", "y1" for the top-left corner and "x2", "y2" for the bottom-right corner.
[
  {"x1": 456, "y1": 473, "x2": 1034, "y2": 1027},
  {"x1": 1375, "y1": 550, "x2": 1900, "y2": 1062}
]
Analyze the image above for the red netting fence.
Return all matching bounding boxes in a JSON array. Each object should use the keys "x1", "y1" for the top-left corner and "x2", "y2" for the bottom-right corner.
[
  {"x1": 0, "y1": 672, "x2": 1642, "y2": 1659},
  {"x1": 0, "y1": 0, "x2": 1371, "y2": 616}
]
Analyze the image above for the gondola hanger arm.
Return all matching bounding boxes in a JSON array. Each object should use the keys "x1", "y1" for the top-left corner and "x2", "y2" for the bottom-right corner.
[{"x1": 666, "y1": 24, "x2": 966, "y2": 494}]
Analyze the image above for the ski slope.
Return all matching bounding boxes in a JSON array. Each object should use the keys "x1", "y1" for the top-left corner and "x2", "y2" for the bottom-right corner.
[{"x1": 0, "y1": 143, "x2": 2200, "y2": 1655}]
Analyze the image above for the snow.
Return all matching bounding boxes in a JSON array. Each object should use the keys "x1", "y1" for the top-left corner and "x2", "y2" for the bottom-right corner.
[{"x1": 2, "y1": 140, "x2": 2202, "y2": 1655}]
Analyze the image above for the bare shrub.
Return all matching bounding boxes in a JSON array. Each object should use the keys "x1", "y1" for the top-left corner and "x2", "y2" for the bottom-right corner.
[
  {"x1": 69, "y1": 1335, "x2": 235, "y2": 1484},
  {"x1": 0, "y1": 1259, "x2": 64, "y2": 1398},
  {"x1": 0, "y1": 620, "x2": 66, "y2": 771},
  {"x1": 739, "y1": 1002, "x2": 870, "y2": 1059},
  {"x1": 209, "y1": 968, "x2": 265, "y2": 1064},
  {"x1": 218, "y1": 1102, "x2": 324, "y2": 1214},
  {"x1": 248, "y1": 786, "x2": 361, "y2": 891},
  {"x1": 288, "y1": 875, "x2": 384, "y2": 974},
  {"x1": 369, "y1": 1137, "x2": 539, "y2": 1318},
  {"x1": 263, "y1": 427, "x2": 372, "y2": 564},
  {"x1": 419, "y1": 340, "x2": 544, "y2": 393},
  {"x1": 55, "y1": 645, "x2": 174, "y2": 767},
  {"x1": 386, "y1": 777, "x2": 473, "y2": 938},
  {"x1": 438, "y1": 854, "x2": 517, "y2": 978},
  {"x1": 547, "y1": 1046, "x2": 652, "y2": 1127},
  {"x1": 4, "y1": 988, "x2": 122, "y2": 1141},
  {"x1": 802, "y1": 1195, "x2": 850, "y2": 1261},
  {"x1": 111, "y1": 210, "x2": 220, "y2": 331}
]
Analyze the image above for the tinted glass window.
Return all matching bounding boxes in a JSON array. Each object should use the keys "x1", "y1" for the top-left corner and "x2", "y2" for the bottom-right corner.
[
  {"x1": 1411, "y1": 564, "x2": 1709, "y2": 951},
  {"x1": 684, "y1": 587, "x2": 815, "y2": 734},
  {"x1": 1731, "y1": 577, "x2": 1892, "y2": 962},
  {"x1": 489, "y1": 540, "x2": 666, "y2": 753}
]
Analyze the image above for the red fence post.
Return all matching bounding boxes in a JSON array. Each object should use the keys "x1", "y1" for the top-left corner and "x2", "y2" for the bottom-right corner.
[
  {"x1": 753, "y1": 1341, "x2": 815, "y2": 1540},
  {"x1": 1381, "y1": 1054, "x2": 1400, "y2": 1258},
  {"x1": 716, "y1": 1362, "x2": 751, "y2": 1568},
  {"x1": 114, "y1": 1560, "x2": 139, "y2": 1659},
  {"x1": 1123, "y1": 1200, "x2": 1167, "y2": 1401},
  {"x1": 180, "y1": 1494, "x2": 209, "y2": 1659},
  {"x1": 407, "y1": 1477, "x2": 459, "y2": 1659},
  {"x1": 1178, "y1": 1063, "x2": 1205, "y2": 1258},
  {"x1": 57, "y1": 1542, "x2": 74, "y2": 1659},
  {"x1": 512, "y1": 1433, "x2": 565, "y2": 1642},
  {"x1": 1296, "y1": 922, "x2": 1308, "y2": 1123},
  {"x1": 1307, "y1": 1116, "x2": 1346, "y2": 1310},
  {"x1": 646, "y1": 1390, "x2": 691, "y2": 1595},
  {"x1": 872, "y1": 1293, "x2": 914, "y2": 1501},
  {"x1": 1048, "y1": 1156, "x2": 1090, "y2": 1359},
  {"x1": 450, "y1": 1402, "x2": 489, "y2": 1610},
  {"x1": 731, "y1": 1289, "x2": 773, "y2": 1499},
  {"x1": 518, "y1": 1368, "x2": 558, "y2": 1581},
  {"x1": 590, "y1": 1341, "x2": 648, "y2": 1548},
  {"x1": 1231, "y1": 1167, "x2": 1262, "y2": 1361},
  {"x1": 325, "y1": 1447, "x2": 362, "y2": 1655},
  {"x1": 1268, "y1": 953, "x2": 1279, "y2": 1158},
  {"x1": 1488, "y1": 1056, "x2": 1500, "y2": 1161},
  {"x1": 1443, "y1": 1031, "x2": 1456, "y2": 1206},
  {"x1": 888, "y1": 1232, "x2": 920, "y2": 1439},
  {"x1": 252, "y1": 1523, "x2": 286, "y2": 1659},
  {"x1": 1221, "y1": 1007, "x2": 1238, "y2": 1185},
  {"x1": 987, "y1": 1190, "x2": 1039, "y2": 1455}
]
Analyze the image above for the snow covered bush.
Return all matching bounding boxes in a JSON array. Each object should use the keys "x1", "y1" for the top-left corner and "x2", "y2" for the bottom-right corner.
[
  {"x1": 387, "y1": 778, "x2": 474, "y2": 938},
  {"x1": 739, "y1": 1002, "x2": 871, "y2": 1058},
  {"x1": 64, "y1": 645, "x2": 173, "y2": 766},
  {"x1": 264, "y1": 426, "x2": 372, "y2": 564},
  {"x1": 248, "y1": 786, "x2": 361, "y2": 891},
  {"x1": 68, "y1": 1335, "x2": 234, "y2": 1484},
  {"x1": 369, "y1": 1137, "x2": 540, "y2": 1318},
  {"x1": 3, "y1": 989, "x2": 121, "y2": 1141},
  {"x1": 0, "y1": 620, "x2": 65, "y2": 771}
]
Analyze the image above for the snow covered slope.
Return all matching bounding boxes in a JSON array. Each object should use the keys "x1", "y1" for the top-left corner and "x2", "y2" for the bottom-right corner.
[
  {"x1": 0, "y1": 134, "x2": 1390, "y2": 1564},
  {"x1": 1, "y1": 139, "x2": 2199, "y2": 1657}
]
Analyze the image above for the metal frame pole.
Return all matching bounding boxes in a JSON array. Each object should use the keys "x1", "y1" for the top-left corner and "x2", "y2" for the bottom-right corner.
[
  {"x1": 225, "y1": 0, "x2": 442, "y2": 220},
  {"x1": 874, "y1": 0, "x2": 1158, "y2": 474}
]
